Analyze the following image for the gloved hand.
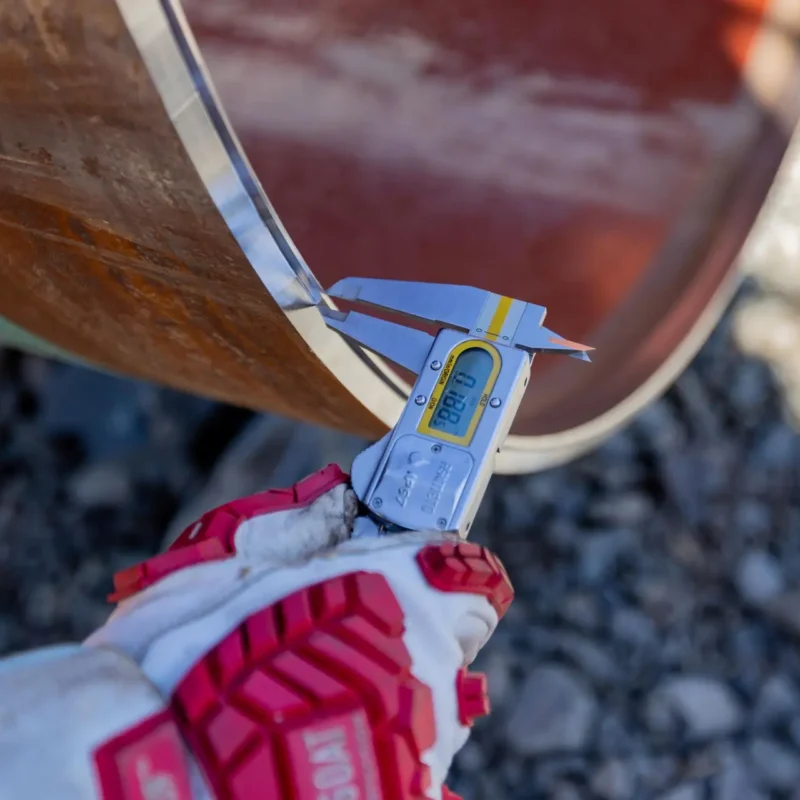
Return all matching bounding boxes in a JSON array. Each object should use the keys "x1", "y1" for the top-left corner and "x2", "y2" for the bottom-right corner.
[{"x1": 0, "y1": 465, "x2": 513, "y2": 800}]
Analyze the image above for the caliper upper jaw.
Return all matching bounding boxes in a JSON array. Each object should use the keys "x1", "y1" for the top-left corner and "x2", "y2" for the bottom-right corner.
[
  {"x1": 327, "y1": 276, "x2": 489, "y2": 332},
  {"x1": 326, "y1": 276, "x2": 594, "y2": 363}
]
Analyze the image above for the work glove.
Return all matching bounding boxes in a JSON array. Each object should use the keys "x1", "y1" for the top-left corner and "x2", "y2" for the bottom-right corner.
[{"x1": 0, "y1": 465, "x2": 513, "y2": 800}]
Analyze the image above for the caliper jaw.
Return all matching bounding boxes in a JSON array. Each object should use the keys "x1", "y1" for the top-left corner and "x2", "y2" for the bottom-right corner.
[
  {"x1": 325, "y1": 277, "x2": 594, "y2": 365},
  {"x1": 320, "y1": 307, "x2": 434, "y2": 375},
  {"x1": 327, "y1": 276, "x2": 487, "y2": 332}
]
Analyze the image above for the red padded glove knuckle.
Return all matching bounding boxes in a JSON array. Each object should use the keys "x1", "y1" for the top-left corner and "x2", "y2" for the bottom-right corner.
[
  {"x1": 455, "y1": 668, "x2": 490, "y2": 726},
  {"x1": 168, "y1": 571, "x2": 436, "y2": 800},
  {"x1": 416, "y1": 541, "x2": 514, "y2": 618},
  {"x1": 109, "y1": 465, "x2": 349, "y2": 603}
]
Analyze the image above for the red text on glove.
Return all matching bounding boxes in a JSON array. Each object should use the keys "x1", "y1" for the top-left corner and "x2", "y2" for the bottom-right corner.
[
  {"x1": 95, "y1": 713, "x2": 193, "y2": 800},
  {"x1": 286, "y1": 710, "x2": 383, "y2": 800},
  {"x1": 134, "y1": 755, "x2": 182, "y2": 800}
]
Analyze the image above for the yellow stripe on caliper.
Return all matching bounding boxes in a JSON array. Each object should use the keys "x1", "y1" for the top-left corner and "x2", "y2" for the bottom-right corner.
[{"x1": 485, "y1": 295, "x2": 513, "y2": 340}]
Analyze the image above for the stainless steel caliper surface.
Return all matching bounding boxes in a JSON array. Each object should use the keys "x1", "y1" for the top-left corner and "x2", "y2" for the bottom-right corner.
[{"x1": 322, "y1": 277, "x2": 593, "y2": 538}]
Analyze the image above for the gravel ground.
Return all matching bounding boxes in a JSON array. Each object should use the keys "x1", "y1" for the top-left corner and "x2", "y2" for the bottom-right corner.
[
  {"x1": 735, "y1": 130, "x2": 800, "y2": 429},
  {"x1": 462, "y1": 295, "x2": 800, "y2": 800},
  {"x1": 1, "y1": 288, "x2": 800, "y2": 800}
]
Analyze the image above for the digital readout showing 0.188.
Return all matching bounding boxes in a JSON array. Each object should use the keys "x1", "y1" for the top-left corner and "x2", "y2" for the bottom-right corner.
[{"x1": 429, "y1": 347, "x2": 494, "y2": 438}]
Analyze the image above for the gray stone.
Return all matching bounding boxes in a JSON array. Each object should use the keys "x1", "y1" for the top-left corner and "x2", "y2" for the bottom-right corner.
[
  {"x1": 645, "y1": 676, "x2": 743, "y2": 739},
  {"x1": 455, "y1": 740, "x2": 486, "y2": 773},
  {"x1": 546, "y1": 519, "x2": 582, "y2": 551},
  {"x1": 729, "y1": 362, "x2": 772, "y2": 418},
  {"x1": 753, "y1": 674, "x2": 800, "y2": 725},
  {"x1": 749, "y1": 738, "x2": 800, "y2": 790},
  {"x1": 656, "y1": 785, "x2": 702, "y2": 800},
  {"x1": 560, "y1": 592, "x2": 603, "y2": 631},
  {"x1": 0, "y1": 617, "x2": 17, "y2": 653},
  {"x1": 705, "y1": 500, "x2": 733, "y2": 533},
  {"x1": 612, "y1": 608, "x2": 657, "y2": 648},
  {"x1": 73, "y1": 558, "x2": 108, "y2": 591},
  {"x1": 674, "y1": 369, "x2": 723, "y2": 437},
  {"x1": 659, "y1": 453, "x2": 705, "y2": 526},
  {"x1": 554, "y1": 482, "x2": 592, "y2": 519},
  {"x1": 685, "y1": 746, "x2": 722, "y2": 781},
  {"x1": 68, "y1": 462, "x2": 132, "y2": 507},
  {"x1": 500, "y1": 757, "x2": 525, "y2": 789},
  {"x1": 524, "y1": 469, "x2": 570, "y2": 505},
  {"x1": 636, "y1": 578, "x2": 692, "y2": 627},
  {"x1": 632, "y1": 401, "x2": 684, "y2": 452},
  {"x1": 667, "y1": 530, "x2": 708, "y2": 573},
  {"x1": 597, "y1": 713, "x2": 636, "y2": 756},
  {"x1": 658, "y1": 632, "x2": 690, "y2": 668},
  {"x1": 590, "y1": 759, "x2": 634, "y2": 800},
  {"x1": 40, "y1": 367, "x2": 151, "y2": 460},
  {"x1": 690, "y1": 447, "x2": 737, "y2": 500},
  {"x1": 742, "y1": 461, "x2": 776, "y2": 496},
  {"x1": 579, "y1": 530, "x2": 634, "y2": 583},
  {"x1": 551, "y1": 783, "x2": 588, "y2": 800},
  {"x1": 594, "y1": 428, "x2": 638, "y2": 462},
  {"x1": 711, "y1": 744, "x2": 765, "y2": 800},
  {"x1": 500, "y1": 483, "x2": 540, "y2": 533},
  {"x1": 478, "y1": 650, "x2": 512, "y2": 709},
  {"x1": 536, "y1": 755, "x2": 589, "y2": 786},
  {"x1": 644, "y1": 689, "x2": 679, "y2": 736},
  {"x1": 765, "y1": 591, "x2": 800, "y2": 637},
  {"x1": 460, "y1": 773, "x2": 508, "y2": 800},
  {"x1": 593, "y1": 460, "x2": 641, "y2": 492},
  {"x1": 589, "y1": 493, "x2": 653, "y2": 528},
  {"x1": 498, "y1": 597, "x2": 528, "y2": 631},
  {"x1": 446, "y1": 777, "x2": 474, "y2": 800},
  {"x1": 731, "y1": 625, "x2": 769, "y2": 690},
  {"x1": 68, "y1": 596, "x2": 111, "y2": 631},
  {"x1": 752, "y1": 420, "x2": 799, "y2": 469},
  {"x1": 19, "y1": 354, "x2": 52, "y2": 390},
  {"x1": 24, "y1": 583, "x2": 61, "y2": 628},
  {"x1": 505, "y1": 665, "x2": 597, "y2": 756},
  {"x1": 554, "y1": 633, "x2": 622, "y2": 686},
  {"x1": 633, "y1": 754, "x2": 678, "y2": 793},
  {"x1": 524, "y1": 624, "x2": 560, "y2": 654},
  {"x1": 734, "y1": 501, "x2": 772, "y2": 539},
  {"x1": 735, "y1": 550, "x2": 785, "y2": 605}
]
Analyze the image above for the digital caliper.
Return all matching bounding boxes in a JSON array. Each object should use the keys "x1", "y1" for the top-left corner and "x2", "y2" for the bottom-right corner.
[{"x1": 322, "y1": 277, "x2": 593, "y2": 538}]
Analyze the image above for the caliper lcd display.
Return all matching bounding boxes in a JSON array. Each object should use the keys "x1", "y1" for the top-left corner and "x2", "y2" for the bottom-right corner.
[{"x1": 428, "y1": 347, "x2": 494, "y2": 438}]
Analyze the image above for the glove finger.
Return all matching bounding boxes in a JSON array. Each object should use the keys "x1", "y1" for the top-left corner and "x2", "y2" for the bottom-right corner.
[
  {"x1": 233, "y1": 483, "x2": 358, "y2": 566},
  {"x1": 336, "y1": 534, "x2": 508, "y2": 663},
  {"x1": 107, "y1": 467, "x2": 358, "y2": 605}
]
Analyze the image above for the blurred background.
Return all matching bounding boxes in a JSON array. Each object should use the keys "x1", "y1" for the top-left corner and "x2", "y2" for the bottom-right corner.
[
  {"x1": 6, "y1": 287, "x2": 799, "y2": 800},
  {"x1": 3, "y1": 110, "x2": 800, "y2": 800}
]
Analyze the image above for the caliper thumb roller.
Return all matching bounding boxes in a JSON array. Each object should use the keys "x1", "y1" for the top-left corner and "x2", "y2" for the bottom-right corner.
[{"x1": 0, "y1": 277, "x2": 592, "y2": 800}]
